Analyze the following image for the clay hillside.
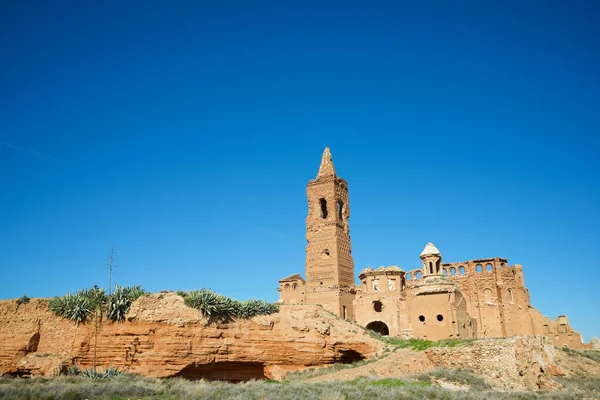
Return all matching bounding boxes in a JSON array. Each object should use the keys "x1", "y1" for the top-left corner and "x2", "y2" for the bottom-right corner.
[{"x1": 1, "y1": 292, "x2": 600, "y2": 394}]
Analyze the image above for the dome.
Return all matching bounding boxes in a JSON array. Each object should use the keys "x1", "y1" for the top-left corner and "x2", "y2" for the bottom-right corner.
[{"x1": 420, "y1": 242, "x2": 441, "y2": 257}]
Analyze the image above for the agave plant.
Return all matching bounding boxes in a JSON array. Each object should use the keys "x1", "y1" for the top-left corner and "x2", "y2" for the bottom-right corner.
[
  {"x1": 68, "y1": 295, "x2": 92, "y2": 324},
  {"x1": 183, "y1": 288, "x2": 279, "y2": 319},
  {"x1": 107, "y1": 284, "x2": 146, "y2": 322},
  {"x1": 184, "y1": 289, "x2": 222, "y2": 317}
]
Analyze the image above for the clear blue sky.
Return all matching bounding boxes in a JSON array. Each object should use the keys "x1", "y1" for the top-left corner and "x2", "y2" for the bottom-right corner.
[{"x1": 1, "y1": 1, "x2": 598, "y2": 340}]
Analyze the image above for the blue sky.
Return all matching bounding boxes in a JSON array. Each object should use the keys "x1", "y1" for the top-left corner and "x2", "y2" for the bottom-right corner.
[{"x1": 1, "y1": 1, "x2": 598, "y2": 340}]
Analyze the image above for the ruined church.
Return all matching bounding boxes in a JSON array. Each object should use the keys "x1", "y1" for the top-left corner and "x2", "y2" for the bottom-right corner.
[{"x1": 278, "y1": 148, "x2": 588, "y2": 349}]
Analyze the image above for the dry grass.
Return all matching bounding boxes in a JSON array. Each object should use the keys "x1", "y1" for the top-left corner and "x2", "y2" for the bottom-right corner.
[{"x1": 0, "y1": 372, "x2": 598, "y2": 400}]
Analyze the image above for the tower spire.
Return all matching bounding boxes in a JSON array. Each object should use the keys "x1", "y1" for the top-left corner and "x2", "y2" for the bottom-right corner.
[{"x1": 317, "y1": 147, "x2": 337, "y2": 178}]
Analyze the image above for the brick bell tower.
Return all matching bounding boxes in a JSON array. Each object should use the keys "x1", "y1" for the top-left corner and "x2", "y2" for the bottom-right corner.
[{"x1": 304, "y1": 147, "x2": 355, "y2": 319}]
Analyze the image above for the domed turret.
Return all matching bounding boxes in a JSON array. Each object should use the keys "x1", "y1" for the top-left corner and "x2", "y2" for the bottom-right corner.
[{"x1": 420, "y1": 242, "x2": 443, "y2": 277}]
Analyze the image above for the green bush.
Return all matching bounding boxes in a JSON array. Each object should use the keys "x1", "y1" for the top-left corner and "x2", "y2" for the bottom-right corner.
[
  {"x1": 15, "y1": 295, "x2": 30, "y2": 306},
  {"x1": 183, "y1": 288, "x2": 278, "y2": 320}
]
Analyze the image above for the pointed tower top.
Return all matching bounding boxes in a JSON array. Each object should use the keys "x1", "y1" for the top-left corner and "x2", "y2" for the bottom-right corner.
[
  {"x1": 317, "y1": 147, "x2": 337, "y2": 178},
  {"x1": 420, "y1": 242, "x2": 441, "y2": 257}
]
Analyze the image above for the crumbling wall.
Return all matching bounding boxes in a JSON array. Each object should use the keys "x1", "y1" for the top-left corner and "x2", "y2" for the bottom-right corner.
[{"x1": 425, "y1": 336, "x2": 560, "y2": 390}]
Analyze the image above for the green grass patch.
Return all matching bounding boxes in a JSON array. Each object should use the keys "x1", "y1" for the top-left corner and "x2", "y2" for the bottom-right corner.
[
  {"x1": 0, "y1": 373, "x2": 598, "y2": 399},
  {"x1": 563, "y1": 347, "x2": 600, "y2": 363}
]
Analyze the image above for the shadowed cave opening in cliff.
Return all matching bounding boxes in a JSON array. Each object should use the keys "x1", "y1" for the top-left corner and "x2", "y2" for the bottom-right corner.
[
  {"x1": 334, "y1": 349, "x2": 365, "y2": 364},
  {"x1": 174, "y1": 362, "x2": 266, "y2": 382},
  {"x1": 366, "y1": 321, "x2": 389, "y2": 336}
]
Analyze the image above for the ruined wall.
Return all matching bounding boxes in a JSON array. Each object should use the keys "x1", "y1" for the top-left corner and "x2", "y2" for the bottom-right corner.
[
  {"x1": 278, "y1": 277, "x2": 305, "y2": 305},
  {"x1": 542, "y1": 315, "x2": 589, "y2": 350},
  {"x1": 440, "y1": 258, "x2": 543, "y2": 339},
  {"x1": 354, "y1": 267, "x2": 405, "y2": 336}
]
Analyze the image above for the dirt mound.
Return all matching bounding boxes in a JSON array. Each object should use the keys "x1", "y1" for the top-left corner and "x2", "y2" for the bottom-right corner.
[{"x1": 306, "y1": 348, "x2": 434, "y2": 383}]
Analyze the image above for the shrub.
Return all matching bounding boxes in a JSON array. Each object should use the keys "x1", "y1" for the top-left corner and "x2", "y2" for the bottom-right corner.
[{"x1": 15, "y1": 295, "x2": 30, "y2": 306}]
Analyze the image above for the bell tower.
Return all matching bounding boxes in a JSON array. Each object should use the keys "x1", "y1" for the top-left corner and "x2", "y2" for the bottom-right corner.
[{"x1": 304, "y1": 147, "x2": 355, "y2": 318}]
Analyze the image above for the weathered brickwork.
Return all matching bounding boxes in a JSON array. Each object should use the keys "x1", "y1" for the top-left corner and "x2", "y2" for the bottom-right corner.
[{"x1": 278, "y1": 148, "x2": 590, "y2": 349}]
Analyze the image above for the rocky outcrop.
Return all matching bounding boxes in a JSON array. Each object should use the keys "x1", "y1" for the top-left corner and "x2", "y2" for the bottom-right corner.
[
  {"x1": 425, "y1": 336, "x2": 560, "y2": 390},
  {"x1": 0, "y1": 294, "x2": 384, "y2": 380}
]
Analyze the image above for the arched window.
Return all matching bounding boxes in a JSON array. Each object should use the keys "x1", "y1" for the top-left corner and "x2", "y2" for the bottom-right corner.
[
  {"x1": 459, "y1": 266, "x2": 465, "y2": 275},
  {"x1": 372, "y1": 279, "x2": 380, "y2": 291},
  {"x1": 483, "y1": 288, "x2": 493, "y2": 303},
  {"x1": 319, "y1": 198, "x2": 328, "y2": 219},
  {"x1": 284, "y1": 284, "x2": 290, "y2": 291},
  {"x1": 485, "y1": 263, "x2": 493, "y2": 273},
  {"x1": 406, "y1": 272, "x2": 412, "y2": 281},
  {"x1": 429, "y1": 262, "x2": 433, "y2": 274},
  {"x1": 508, "y1": 288, "x2": 514, "y2": 302},
  {"x1": 450, "y1": 267, "x2": 456, "y2": 276},
  {"x1": 337, "y1": 201, "x2": 344, "y2": 220},
  {"x1": 373, "y1": 301, "x2": 383, "y2": 312},
  {"x1": 476, "y1": 265, "x2": 483, "y2": 273},
  {"x1": 292, "y1": 283, "x2": 298, "y2": 291},
  {"x1": 415, "y1": 271, "x2": 422, "y2": 280},
  {"x1": 442, "y1": 268, "x2": 447, "y2": 276}
]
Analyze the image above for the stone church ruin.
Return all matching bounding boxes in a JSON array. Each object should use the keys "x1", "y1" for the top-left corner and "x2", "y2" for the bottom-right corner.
[{"x1": 278, "y1": 148, "x2": 589, "y2": 349}]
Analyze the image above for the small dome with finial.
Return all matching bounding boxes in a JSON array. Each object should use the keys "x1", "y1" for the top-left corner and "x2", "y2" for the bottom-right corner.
[{"x1": 420, "y1": 242, "x2": 441, "y2": 257}]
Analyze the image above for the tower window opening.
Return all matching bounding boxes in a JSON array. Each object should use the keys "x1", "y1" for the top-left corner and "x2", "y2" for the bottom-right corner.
[
  {"x1": 319, "y1": 198, "x2": 328, "y2": 219},
  {"x1": 373, "y1": 301, "x2": 383, "y2": 312},
  {"x1": 337, "y1": 201, "x2": 344, "y2": 220},
  {"x1": 508, "y1": 288, "x2": 514, "y2": 302},
  {"x1": 372, "y1": 279, "x2": 380, "y2": 292},
  {"x1": 429, "y1": 262, "x2": 433, "y2": 274}
]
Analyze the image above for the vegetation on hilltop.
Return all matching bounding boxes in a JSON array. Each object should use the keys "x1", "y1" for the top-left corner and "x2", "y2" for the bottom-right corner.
[
  {"x1": 48, "y1": 285, "x2": 146, "y2": 324},
  {"x1": 179, "y1": 288, "x2": 278, "y2": 320},
  {"x1": 47, "y1": 286, "x2": 278, "y2": 325}
]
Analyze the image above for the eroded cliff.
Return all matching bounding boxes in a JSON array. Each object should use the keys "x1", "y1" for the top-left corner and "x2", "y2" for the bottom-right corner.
[{"x1": 0, "y1": 294, "x2": 384, "y2": 380}]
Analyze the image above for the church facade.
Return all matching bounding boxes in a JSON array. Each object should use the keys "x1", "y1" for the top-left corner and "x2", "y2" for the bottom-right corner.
[{"x1": 278, "y1": 148, "x2": 588, "y2": 348}]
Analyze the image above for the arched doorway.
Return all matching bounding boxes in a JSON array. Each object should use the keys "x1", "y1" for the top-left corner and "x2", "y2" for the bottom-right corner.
[{"x1": 366, "y1": 321, "x2": 389, "y2": 336}]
